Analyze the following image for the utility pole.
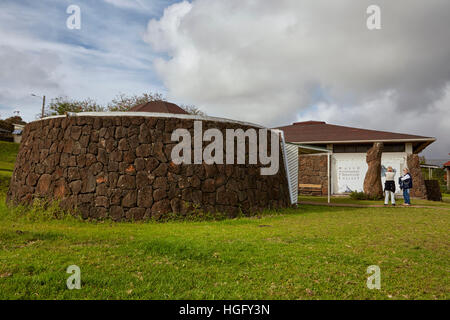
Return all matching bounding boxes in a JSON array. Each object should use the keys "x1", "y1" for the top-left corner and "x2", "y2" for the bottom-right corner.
[
  {"x1": 448, "y1": 154, "x2": 450, "y2": 192},
  {"x1": 31, "y1": 94, "x2": 46, "y2": 118},
  {"x1": 41, "y1": 95, "x2": 46, "y2": 118}
]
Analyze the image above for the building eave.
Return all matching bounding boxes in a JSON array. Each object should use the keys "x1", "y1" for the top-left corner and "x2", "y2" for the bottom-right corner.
[{"x1": 288, "y1": 138, "x2": 435, "y2": 152}]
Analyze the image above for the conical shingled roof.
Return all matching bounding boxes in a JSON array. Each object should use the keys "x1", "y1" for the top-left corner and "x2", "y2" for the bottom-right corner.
[{"x1": 130, "y1": 101, "x2": 188, "y2": 114}]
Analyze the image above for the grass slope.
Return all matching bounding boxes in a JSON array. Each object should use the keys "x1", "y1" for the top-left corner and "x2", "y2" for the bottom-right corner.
[
  {"x1": 0, "y1": 201, "x2": 448, "y2": 299},
  {"x1": 0, "y1": 141, "x2": 19, "y2": 193},
  {"x1": 300, "y1": 195, "x2": 450, "y2": 208},
  {"x1": 0, "y1": 141, "x2": 448, "y2": 299}
]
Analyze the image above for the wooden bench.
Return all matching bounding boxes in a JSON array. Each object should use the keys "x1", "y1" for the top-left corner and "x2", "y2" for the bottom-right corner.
[{"x1": 299, "y1": 183, "x2": 322, "y2": 196}]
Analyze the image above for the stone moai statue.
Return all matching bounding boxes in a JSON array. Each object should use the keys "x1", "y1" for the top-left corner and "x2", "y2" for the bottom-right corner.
[{"x1": 363, "y1": 142, "x2": 384, "y2": 198}]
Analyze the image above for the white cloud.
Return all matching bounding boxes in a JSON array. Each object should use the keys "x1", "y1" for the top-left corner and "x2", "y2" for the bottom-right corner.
[
  {"x1": 144, "y1": 0, "x2": 450, "y2": 157},
  {"x1": 103, "y1": 0, "x2": 148, "y2": 10},
  {"x1": 0, "y1": 0, "x2": 166, "y2": 120},
  {"x1": 103, "y1": 0, "x2": 166, "y2": 14},
  {"x1": 297, "y1": 87, "x2": 450, "y2": 158}
]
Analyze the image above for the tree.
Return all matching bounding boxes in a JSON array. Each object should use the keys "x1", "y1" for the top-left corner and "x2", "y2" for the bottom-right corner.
[
  {"x1": 4, "y1": 116, "x2": 26, "y2": 125},
  {"x1": 43, "y1": 96, "x2": 105, "y2": 117},
  {"x1": 179, "y1": 104, "x2": 206, "y2": 116},
  {"x1": 0, "y1": 120, "x2": 13, "y2": 133},
  {"x1": 107, "y1": 92, "x2": 164, "y2": 111},
  {"x1": 38, "y1": 93, "x2": 206, "y2": 117},
  {"x1": 107, "y1": 93, "x2": 207, "y2": 116}
]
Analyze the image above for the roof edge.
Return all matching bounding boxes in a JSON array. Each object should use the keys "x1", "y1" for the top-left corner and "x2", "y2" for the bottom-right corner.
[
  {"x1": 287, "y1": 138, "x2": 436, "y2": 144},
  {"x1": 277, "y1": 122, "x2": 435, "y2": 141},
  {"x1": 32, "y1": 112, "x2": 267, "y2": 130}
]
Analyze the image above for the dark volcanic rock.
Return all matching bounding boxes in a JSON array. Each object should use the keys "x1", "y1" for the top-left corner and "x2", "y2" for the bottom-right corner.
[
  {"x1": 7, "y1": 115, "x2": 291, "y2": 221},
  {"x1": 363, "y1": 142, "x2": 383, "y2": 198}
]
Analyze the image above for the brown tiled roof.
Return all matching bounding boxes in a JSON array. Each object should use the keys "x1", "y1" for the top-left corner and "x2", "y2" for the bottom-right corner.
[
  {"x1": 278, "y1": 121, "x2": 435, "y2": 143},
  {"x1": 130, "y1": 101, "x2": 188, "y2": 114},
  {"x1": 444, "y1": 161, "x2": 450, "y2": 168}
]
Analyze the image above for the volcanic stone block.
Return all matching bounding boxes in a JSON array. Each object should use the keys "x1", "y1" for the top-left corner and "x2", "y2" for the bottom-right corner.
[
  {"x1": 189, "y1": 175, "x2": 201, "y2": 188},
  {"x1": 110, "y1": 150, "x2": 122, "y2": 162},
  {"x1": 170, "y1": 198, "x2": 182, "y2": 214},
  {"x1": 79, "y1": 193, "x2": 93, "y2": 203},
  {"x1": 204, "y1": 164, "x2": 217, "y2": 178},
  {"x1": 108, "y1": 172, "x2": 119, "y2": 187},
  {"x1": 192, "y1": 190, "x2": 202, "y2": 204},
  {"x1": 168, "y1": 161, "x2": 180, "y2": 174},
  {"x1": 215, "y1": 174, "x2": 227, "y2": 187},
  {"x1": 153, "y1": 163, "x2": 168, "y2": 177},
  {"x1": 91, "y1": 207, "x2": 108, "y2": 219},
  {"x1": 424, "y1": 180, "x2": 442, "y2": 201},
  {"x1": 69, "y1": 180, "x2": 82, "y2": 194},
  {"x1": 118, "y1": 138, "x2": 129, "y2": 151},
  {"x1": 153, "y1": 188, "x2": 167, "y2": 202},
  {"x1": 123, "y1": 151, "x2": 136, "y2": 164},
  {"x1": 216, "y1": 189, "x2": 238, "y2": 206},
  {"x1": 134, "y1": 158, "x2": 145, "y2": 171},
  {"x1": 108, "y1": 161, "x2": 119, "y2": 172},
  {"x1": 202, "y1": 179, "x2": 215, "y2": 192},
  {"x1": 407, "y1": 154, "x2": 427, "y2": 198},
  {"x1": 109, "y1": 189, "x2": 122, "y2": 205},
  {"x1": 68, "y1": 167, "x2": 80, "y2": 181},
  {"x1": 137, "y1": 187, "x2": 153, "y2": 208},
  {"x1": 86, "y1": 153, "x2": 97, "y2": 166},
  {"x1": 117, "y1": 175, "x2": 135, "y2": 189},
  {"x1": 153, "y1": 142, "x2": 167, "y2": 162},
  {"x1": 145, "y1": 158, "x2": 159, "y2": 172},
  {"x1": 26, "y1": 173, "x2": 39, "y2": 186},
  {"x1": 36, "y1": 174, "x2": 52, "y2": 195},
  {"x1": 71, "y1": 126, "x2": 82, "y2": 140},
  {"x1": 97, "y1": 149, "x2": 107, "y2": 165},
  {"x1": 139, "y1": 124, "x2": 150, "y2": 143},
  {"x1": 53, "y1": 179, "x2": 68, "y2": 199},
  {"x1": 154, "y1": 177, "x2": 168, "y2": 190},
  {"x1": 203, "y1": 192, "x2": 216, "y2": 205},
  {"x1": 76, "y1": 154, "x2": 86, "y2": 167},
  {"x1": 110, "y1": 206, "x2": 124, "y2": 221},
  {"x1": 123, "y1": 164, "x2": 136, "y2": 174},
  {"x1": 81, "y1": 174, "x2": 97, "y2": 193},
  {"x1": 151, "y1": 199, "x2": 171, "y2": 217},
  {"x1": 122, "y1": 190, "x2": 137, "y2": 207},
  {"x1": 115, "y1": 127, "x2": 127, "y2": 139},
  {"x1": 136, "y1": 144, "x2": 151, "y2": 157},
  {"x1": 95, "y1": 196, "x2": 109, "y2": 208},
  {"x1": 126, "y1": 208, "x2": 145, "y2": 220}
]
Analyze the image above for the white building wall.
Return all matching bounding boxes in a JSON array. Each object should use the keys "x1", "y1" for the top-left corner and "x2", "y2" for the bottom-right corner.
[
  {"x1": 331, "y1": 152, "x2": 407, "y2": 194},
  {"x1": 13, "y1": 135, "x2": 22, "y2": 143}
]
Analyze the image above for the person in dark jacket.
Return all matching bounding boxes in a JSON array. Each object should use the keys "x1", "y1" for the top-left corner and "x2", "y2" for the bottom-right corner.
[
  {"x1": 384, "y1": 166, "x2": 396, "y2": 205},
  {"x1": 399, "y1": 168, "x2": 413, "y2": 206}
]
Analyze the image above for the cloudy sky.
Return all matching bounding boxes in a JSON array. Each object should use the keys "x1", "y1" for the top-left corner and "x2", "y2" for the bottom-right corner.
[{"x1": 1, "y1": 0, "x2": 449, "y2": 158}]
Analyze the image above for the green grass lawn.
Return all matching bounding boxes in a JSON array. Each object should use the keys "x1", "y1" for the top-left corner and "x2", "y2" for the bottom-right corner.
[
  {"x1": 0, "y1": 141, "x2": 19, "y2": 193},
  {"x1": 1, "y1": 198, "x2": 449, "y2": 299},
  {"x1": 0, "y1": 141, "x2": 449, "y2": 299},
  {"x1": 300, "y1": 194, "x2": 450, "y2": 208},
  {"x1": 0, "y1": 141, "x2": 20, "y2": 163}
]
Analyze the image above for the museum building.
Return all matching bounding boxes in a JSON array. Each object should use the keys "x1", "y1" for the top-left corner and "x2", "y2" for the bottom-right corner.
[{"x1": 278, "y1": 121, "x2": 436, "y2": 197}]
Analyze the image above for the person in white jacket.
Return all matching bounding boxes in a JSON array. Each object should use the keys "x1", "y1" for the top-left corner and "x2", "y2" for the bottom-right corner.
[{"x1": 384, "y1": 166, "x2": 396, "y2": 205}]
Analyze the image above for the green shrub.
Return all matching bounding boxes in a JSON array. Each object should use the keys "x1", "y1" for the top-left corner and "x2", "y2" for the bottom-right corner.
[
  {"x1": 349, "y1": 191, "x2": 382, "y2": 201},
  {"x1": 1, "y1": 198, "x2": 78, "y2": 223},
  {"x1": 0, "y1": 173, "x2": 11, "y2": 194},
  {"x1": 350, "y1": 191, "x2": 366, "y2": 200}
]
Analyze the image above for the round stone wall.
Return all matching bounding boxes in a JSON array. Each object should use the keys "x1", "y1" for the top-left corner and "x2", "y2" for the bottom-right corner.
[{"x1": 6, "y1": 114, "x2": 291, "y2": 221}]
